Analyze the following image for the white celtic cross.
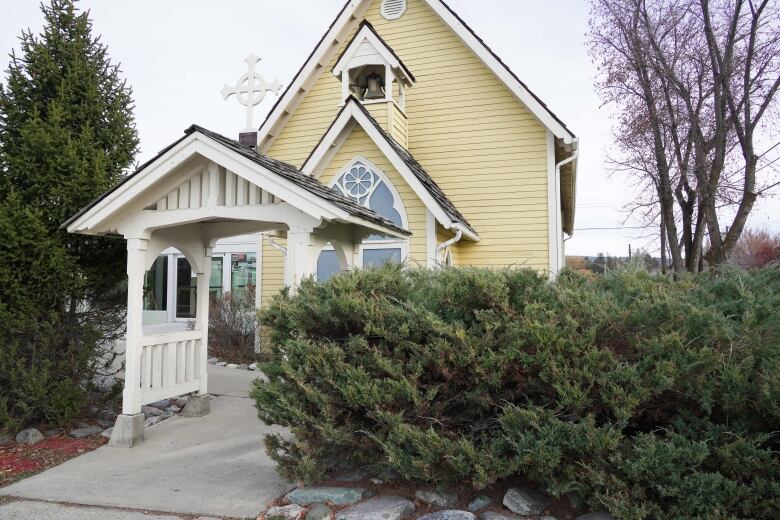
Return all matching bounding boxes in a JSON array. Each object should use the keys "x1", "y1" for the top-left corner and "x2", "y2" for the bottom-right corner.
[{"x1": 221, "y1": 54, "x2": 282, "y2": 132}]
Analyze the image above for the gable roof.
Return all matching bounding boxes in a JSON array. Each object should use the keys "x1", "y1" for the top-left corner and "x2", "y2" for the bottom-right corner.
[
  {"x1": 332, "y1": 20, "x2": 415, "y2": 84},
  {"x1": 258, "y1": 0, "x2": 576, "y2": 150},
  {"x1": 301, "y1": 97, "x2": 478, "y2": 239},
  {"x1": 64, "y1": 125, "x2": 409, "y2": 238}
]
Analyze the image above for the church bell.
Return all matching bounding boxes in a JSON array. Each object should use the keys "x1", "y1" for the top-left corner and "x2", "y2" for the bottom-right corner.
[{"x1": 363, "y1": 72, "x2": 385, "y2": 100}]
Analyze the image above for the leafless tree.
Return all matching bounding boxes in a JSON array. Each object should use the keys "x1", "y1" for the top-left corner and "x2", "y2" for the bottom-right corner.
[{"x1": 589, "y1": 0, "x2": 780, "y2": 274}]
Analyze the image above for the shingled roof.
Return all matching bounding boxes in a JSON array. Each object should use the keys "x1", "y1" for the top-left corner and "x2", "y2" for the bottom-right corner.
[
  {"x1": 351, "y1": 101, "x2": 476, "y2": 236},
  {"x1": 64, "y1": 125, "x2": 410, "y2": 237},
  {"x1": 303, "y1": 98, "x2": 476, "y2": 237}
]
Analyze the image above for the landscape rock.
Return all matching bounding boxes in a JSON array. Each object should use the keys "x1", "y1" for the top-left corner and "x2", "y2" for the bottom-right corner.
[
  {"x1": 336, "y1": 496, "x2": 415, "y2": 520},
  {"x1": 216, "y1": 361, "x2": 228, "y2": 367},
  {"x1": 541, "y1": 517, "x2": 558, "y2": 520},
  {"x1": 15, "y1": 428, "x2": 44, "y2": 445},
  {"x1": 141, "y1": 405, "x2": 164, "y2": 417},
  {"x1": 249, "y1": 362, "x2": 258, "y2": 370},
  {"x1": 286, "y1": 487, "x2": 370, "y2": 506},
  {"x1": 0, "y1": 431, "x2": 12, "y2": 444},
  {"x1": 468, "y1": 496, "x2": 491, "y2": 512},
  {"x1": 144, "y1": 416, "x2": 163, "y2": 427},
  {"x1": 503, "y1": 487, "x2": 551, "y2": 516},
  {"x1": 180, "y1": 394, "x2": 210, "y2": 417},
  {"x1": 101, "y1": 427, "x2": 113, "y2": 438},
  {"x1": 207, "y1": 357, "x2": 219, "y2": 364},
  {"x1": 479, "y1": 513, "x2": 524, "y2": 520},
  {"x1": 166, "y1": 405, "x2": 181, "y2": 414},
  {"x1": 266, "y1": 504, "x2": 306, "y2": 519},
  {"x1": 576, "y1": 513, "x2": 614, "y2": 520},
  {"x1": 98, "y1": 409, "x2": 118, "y2": 421},
  {"x1": 418, "y1": 511, "x2": 476, "y2": 520},
  {"x1": 175, "y1": 397, "x2": 188, "y2": 408},
  {"x1": 226, "y1": 363, "x2": 239, "y2": 369},
  {"x1": 148, "y1": 399, "x2": 170, "y2": 410},
  {"x1": 306, "y1": 503, "x2": 333, "y2": 520},
  {"x1": 415, "y1": 489, "x2": 457, "y2": 508},
  {"x1": 96, "y1": 418, "x2": 113, "y2": 428},
  {"x1": 69, "y1": 426, "x2": 103, "y2": 438}
]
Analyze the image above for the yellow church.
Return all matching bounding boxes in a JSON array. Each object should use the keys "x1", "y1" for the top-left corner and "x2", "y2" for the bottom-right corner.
[
  {"x1": 256, "y1": 0, "x2": 578, "y2": 304},
  {"x1": 65, "y1": 0, "x2": 578, "y2": 442}
]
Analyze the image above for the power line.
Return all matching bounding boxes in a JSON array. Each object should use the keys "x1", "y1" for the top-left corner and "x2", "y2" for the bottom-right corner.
[{"x1": 574, "y1": 226, "x2": 651, "y2": 231}]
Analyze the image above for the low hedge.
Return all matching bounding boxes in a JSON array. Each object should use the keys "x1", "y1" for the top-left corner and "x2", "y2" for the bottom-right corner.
[{"x1": 252, "y1": 265, "x2": 780, "y2": 519}]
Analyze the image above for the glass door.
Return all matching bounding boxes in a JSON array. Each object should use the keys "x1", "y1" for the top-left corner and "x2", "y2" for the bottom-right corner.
[{"x1": 175, "y1": 256, "x2": 197, "y2": 319}]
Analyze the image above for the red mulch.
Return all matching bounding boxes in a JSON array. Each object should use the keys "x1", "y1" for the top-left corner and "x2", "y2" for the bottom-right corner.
[{"x1": 0, "y1": 434, "x2": 107, "y2": 487}]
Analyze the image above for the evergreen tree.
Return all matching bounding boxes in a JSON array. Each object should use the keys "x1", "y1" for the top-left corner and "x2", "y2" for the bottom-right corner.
[{"x1": 0, "y1": 0, "x2": 138, "y2": 428}]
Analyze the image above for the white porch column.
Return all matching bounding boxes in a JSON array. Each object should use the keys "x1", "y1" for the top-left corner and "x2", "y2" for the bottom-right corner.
[
  {"x1": 109, "y1": 238, "x2": 148, "y2": 448},
  {"x1": 286, "y1": 228, "x2": 317, "y2": 293},
  {"x1": 196, "y1": 248, "x2": 212, "y2": 396},
  {"x1": 123, "y1": 238, "x2": 147, "y2": 416}
]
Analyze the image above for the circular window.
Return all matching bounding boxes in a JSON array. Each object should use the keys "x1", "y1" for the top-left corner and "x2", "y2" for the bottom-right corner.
[{"x1": 343, "y1": 164, "x2": 376, "y2": 199}]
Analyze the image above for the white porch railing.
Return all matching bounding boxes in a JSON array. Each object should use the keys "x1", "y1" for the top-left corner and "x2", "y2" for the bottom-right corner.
[{"x1": 139, "y1": 330, "x2": 203, "y2": 405}]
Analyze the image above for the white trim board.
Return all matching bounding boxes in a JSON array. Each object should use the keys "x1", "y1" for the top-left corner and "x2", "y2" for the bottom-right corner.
[{"x1": 258, "y1": 0, "x2": 575, "y2": 151}]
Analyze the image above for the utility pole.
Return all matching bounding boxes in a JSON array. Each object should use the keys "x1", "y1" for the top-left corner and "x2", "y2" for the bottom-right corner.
[{"x1": 628, "y1": 244, "x2": 632, "y2": 259}]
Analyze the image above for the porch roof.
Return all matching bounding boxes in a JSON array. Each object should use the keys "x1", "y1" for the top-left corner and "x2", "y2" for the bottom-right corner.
[{"x1": 63, "y1": 124, "x2": 410, "y2": 238}]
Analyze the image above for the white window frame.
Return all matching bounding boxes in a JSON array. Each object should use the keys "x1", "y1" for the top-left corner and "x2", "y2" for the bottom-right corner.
[{"x1": 328, "y1": 156, "x2": 409, "y2": 265}]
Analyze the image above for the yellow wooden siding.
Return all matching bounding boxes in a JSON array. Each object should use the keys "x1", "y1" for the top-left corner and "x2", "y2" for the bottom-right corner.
[
  {"x1": 389, "y1": 102, "x2": 408, "y2": 147},
  {"x1": 319, "y1": 126, "x2": 427, "y2": 263},
  {"x1": 260, "y1": 235, "x2": 286, "y2": 308},
  {"x1": 364, "y1": 102, "x2": 389, "y2": 129},
  {"x1": 266, "y1": 0, "x2": 551, "y2": 271}
]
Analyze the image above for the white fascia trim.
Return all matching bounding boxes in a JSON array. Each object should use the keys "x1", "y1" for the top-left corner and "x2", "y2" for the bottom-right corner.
[
  {"x1": 301, "y1": 102, "x2": 477, "y2": 240},
  {"x1": 332, "y1": 24, "x2": 413, "y2": 84},
  {"x1": 257, "y1": 0, "x2": 574, "y2": 149},
  {"x1": 68, "y1": 132, "x2": 353, "y2": 235}
]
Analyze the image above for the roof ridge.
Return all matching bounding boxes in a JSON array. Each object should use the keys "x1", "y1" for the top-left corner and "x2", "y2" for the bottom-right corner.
[{"x1": 332, "y1": 18, "x2": 416, "y2": 83}]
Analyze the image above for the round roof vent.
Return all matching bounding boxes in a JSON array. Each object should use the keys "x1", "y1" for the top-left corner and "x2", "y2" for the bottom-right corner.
[{"x1": 381, "y1": 0, "x2": 407, "y2": 20}]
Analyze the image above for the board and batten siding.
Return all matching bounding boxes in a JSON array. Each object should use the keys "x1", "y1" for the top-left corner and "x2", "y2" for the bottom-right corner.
[{"x1": 261, "y1": 0, "x2": 552, "y2": 303}]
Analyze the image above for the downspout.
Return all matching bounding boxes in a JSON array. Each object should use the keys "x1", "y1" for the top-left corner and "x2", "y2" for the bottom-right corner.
[
  {"x1": 435, "y1": 226, "x2": 463, "y2": 265},
  {"x1": 554, "y1": 143, "x2": 579, "y2": 270},
  {"x1": 555, "y1": 142, "x2": 579, "y2": 236}
]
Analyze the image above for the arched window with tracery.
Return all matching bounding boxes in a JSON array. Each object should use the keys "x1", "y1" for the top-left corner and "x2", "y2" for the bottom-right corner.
[{"x1": 317, "y1": 158, "x2": 408, "y2": 281}]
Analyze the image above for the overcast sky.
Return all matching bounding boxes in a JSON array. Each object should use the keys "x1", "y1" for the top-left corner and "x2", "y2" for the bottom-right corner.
[{"x1": 2, "y1": 0, "x2": 778, "y2": 257}]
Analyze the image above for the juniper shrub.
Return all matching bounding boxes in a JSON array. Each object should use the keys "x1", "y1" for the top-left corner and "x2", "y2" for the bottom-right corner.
[{"x1": 252, "y1": 264, "x2": 780, "y2": 520}]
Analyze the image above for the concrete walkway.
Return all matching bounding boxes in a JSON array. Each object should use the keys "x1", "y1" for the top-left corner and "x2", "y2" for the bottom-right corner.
[{"x1": 0, "y1": 365, "x2": 291, "y2": 519}]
